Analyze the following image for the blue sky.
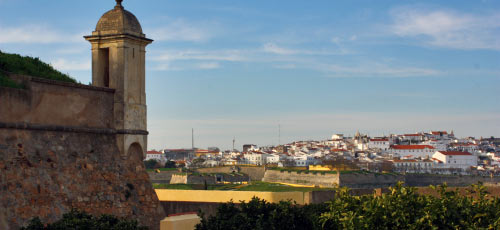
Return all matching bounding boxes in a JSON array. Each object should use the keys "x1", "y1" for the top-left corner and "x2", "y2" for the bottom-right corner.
[{"x1": 1, "y1": 0, "x2": 499, "y2": 150}]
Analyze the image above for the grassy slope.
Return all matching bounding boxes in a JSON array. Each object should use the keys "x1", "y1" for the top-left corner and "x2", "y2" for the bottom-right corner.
[{"x1": 0, "y1": 50, "x2": 76, "y2": 88}]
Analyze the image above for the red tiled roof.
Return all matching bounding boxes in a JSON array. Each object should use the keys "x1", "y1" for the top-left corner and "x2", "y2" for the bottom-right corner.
[
  {"x1": 403, "y1": 134, "x2": 422, "y2": 137},
  {"x1": 438, "y1": 151, "x2": 472, "y2": 156},
  {"x1": 432, "y1": 158, "x2": 443, "y2": 163},
  {"x1": 431, "y1": 131, "x2": 448, "y2": 135},
  {"x1": 147, "y1": 150, "x2": 162, "y2": 154},
  {"x1": 391, "y1": 145, "x2": 434, "y2": 150},
  {"x1": 370, "y1": 139, "x2": 389, "y2": 142}
]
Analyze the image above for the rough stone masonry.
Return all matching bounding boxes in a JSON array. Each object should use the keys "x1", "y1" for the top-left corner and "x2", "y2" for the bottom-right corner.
[{"x1": 0, "y1": 1, "x2": 165, "y2": 229}]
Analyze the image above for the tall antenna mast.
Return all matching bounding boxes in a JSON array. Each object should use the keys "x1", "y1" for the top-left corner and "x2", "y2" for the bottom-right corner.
[
  {"x1": 232, "y1": 136, "x2": 235, "y2": 151},
  {"x1": 278, "y1": 124, "x2": 281, "y2": 146},
  {"x1": 192, "y1": 128, "x2": 194, "y2": 150}
]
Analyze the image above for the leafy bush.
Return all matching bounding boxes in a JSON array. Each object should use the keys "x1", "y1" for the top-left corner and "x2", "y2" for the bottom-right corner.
[
  {"x1": 319, "y1": 182, "x2": 500, "y2": 229},
  {"x1": 21, "y1": 209, "x2": 148, "y2": 230},
  {"x1": 0, "y1": 50, "x2": 76, "y2": 84},
  {"x1": 196, "y1": 197, "x2": 328, "y2": 230},
  {"x1": 198, "y1": 183, "x2": 500, "y2": 230}
]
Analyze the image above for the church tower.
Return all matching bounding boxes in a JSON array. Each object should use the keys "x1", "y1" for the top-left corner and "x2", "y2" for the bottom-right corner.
[{"x1": 85, "y1": 0, "x2": 153, "y2": 158}]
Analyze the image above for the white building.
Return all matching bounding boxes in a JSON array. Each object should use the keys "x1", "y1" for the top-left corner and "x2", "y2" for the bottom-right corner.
[
  {"x1": 242, "y1": 152, "x2": 264, "y2": 165},
  {"x1": 145, "y1": 150, "x2": 165, "y2": 162},
  {"x1": 265, "y1": 154, "x2": 282, "y2": 164},
  {"x1": 432, "y1": 151, "x2": 477, "y2": 170},
  {"x1": 368, "y1": 138, "x2": 391, "y2": 151},
  {"x1": 422, "y1": 139, "x2": 448, "y2": 151},
  {"x1": 392, "y1": 159, "x2": 434, "y2": 173},
  {"x1": 390, "y1": 145, "x2": 435, "y2": 158},
  {"x1": 401, "y1": 134, "x2": 424, "y2": 142},
  {"x1": 293, "y1": 155, "x2": 315, "y2": 167}
]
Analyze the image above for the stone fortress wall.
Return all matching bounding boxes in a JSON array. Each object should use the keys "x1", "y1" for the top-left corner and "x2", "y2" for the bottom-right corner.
[
  {"x1": 0, "y1": 74, "x2": 165, "y2": 229},
  {"x1": 262, "y1": 170, "x2": 340, "y2": 187}
]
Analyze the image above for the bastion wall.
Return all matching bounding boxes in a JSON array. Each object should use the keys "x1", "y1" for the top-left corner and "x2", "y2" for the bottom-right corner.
[
  {"x1": 0, "y1": 75, "x2": 165, "y2": 230},
  {"x1": 262, "y1": 170, "x2": 340, "y2": 187}
]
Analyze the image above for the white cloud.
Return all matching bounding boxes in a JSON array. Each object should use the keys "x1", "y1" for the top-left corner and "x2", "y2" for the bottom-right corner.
[
  {"x1": 390, "y1": 7, "x2": 500, "y2": 50},
  {"x1": 262, "y1": 43, "x2": 342, "y2": 56},
  {"x1": 197, "y1": 62, "x2": 220, "y2": 69},
  {"x1": 152, "y1": 49, "x2": 247, "y2": 62},
  {"x1": 321, "y1": 63, "x2": 440, "y2": 78},
  {"x1": 0, "y1": 24, "x2": 82, "y2": 44},
  {"x1": 149, "y1": 19, "x2": 214, "y2": 42},
  {"x1": 50, "y1": 59, "x2": 90, "y2": 71},
  {"x1": 262, "y1": 43, "x2": 297, "y2": 55}
]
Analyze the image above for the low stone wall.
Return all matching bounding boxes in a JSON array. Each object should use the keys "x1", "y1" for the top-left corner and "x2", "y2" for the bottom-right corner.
[
  {"x1": 170, "y1": 174, "x2": 188, "y2": 184},
  {"x1": 262, "y1": 170, "x2": 339, "y2": 187},
  {"x1": 149, "y1": 171, "x2": 179, "y2": 184},
  {"x1": 339, "y1": 173, "x2": 404, "y2": 189},
  {"x1": 196, "y1": 166, "x2": 266, "y2": 181},
  {"x1": 240, "y1": 167, "x2": 266, "y2": 181},
  {"x1": 405, "y1": 174, "x2": 500, "y2": 187}
]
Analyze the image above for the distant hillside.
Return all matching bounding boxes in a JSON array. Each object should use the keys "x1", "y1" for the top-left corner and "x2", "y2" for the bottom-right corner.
[{"x1": 0, "y1": 50, "x2": 76, "y2": 88}]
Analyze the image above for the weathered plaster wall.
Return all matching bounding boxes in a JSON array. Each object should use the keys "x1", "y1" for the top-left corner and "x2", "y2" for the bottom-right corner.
[
  {"x1": 0, "y1": 74, "x2": 115, "y2": 129},
  {"x1": 0, "y1": 129, "x2": 165, "y2": 230}
]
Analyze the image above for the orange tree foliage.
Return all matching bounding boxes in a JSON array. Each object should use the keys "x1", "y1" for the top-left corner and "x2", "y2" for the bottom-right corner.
[{"x1": 197, "y1": 182, "x2": 500, "y2": 230}]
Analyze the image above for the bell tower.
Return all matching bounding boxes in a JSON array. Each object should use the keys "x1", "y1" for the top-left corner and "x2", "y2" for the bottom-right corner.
[{"x1": 85, "y1": 0, "x2": 153, "y2": 158}]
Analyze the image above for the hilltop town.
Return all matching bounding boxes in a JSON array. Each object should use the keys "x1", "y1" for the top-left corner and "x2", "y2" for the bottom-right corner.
[{"x1": 146, "y1": 131, "x2": 500, "y2": 175}]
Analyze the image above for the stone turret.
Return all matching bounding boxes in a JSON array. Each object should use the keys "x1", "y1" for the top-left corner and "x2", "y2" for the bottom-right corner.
[{"x1": 85, "y1": 0, "x2": 153, "y2": 158}]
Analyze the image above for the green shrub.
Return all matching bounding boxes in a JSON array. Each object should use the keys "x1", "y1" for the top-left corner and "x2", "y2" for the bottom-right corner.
[
  {"x1": 196, "y1": 197, "x2": 328, "y2": 230},
  {"x1": 198, "y1": 183, "x2": 500, "y2": 230},
  {"x1": 21, "y1": 209, "x2": 148, "y2": 230},
  {"x1": 0, "y1": 50, "x2": 76, "y2": 84}
]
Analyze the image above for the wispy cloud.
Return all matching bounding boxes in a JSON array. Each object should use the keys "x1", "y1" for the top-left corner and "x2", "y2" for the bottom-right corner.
[
  {"x1": 197, "y1": 62, "x2": 220, "y2": 69},
  {"x1": 321, "y1": 63, "x2": 440, "y2": 78},
  {"x1": 262, "y1": 42, "x2": 346, "y2": 55},
  {"x1": 152, "y1": 49, "x2": 247, "y2": 62},
  {"x1": 151, "y1": 46, "x2": 439, "y2": 77},
  {"x1": 50, "y1": 59, "x2": 90, "y2": 71},
  {"x1": 0, "y1": 24, "x2": 82, "y2": 44},
  {"x1": 148, "y1": 19, "x2": 216, "y2": 42},
  {"x1": 390, "y1": 7, "x2": 500, "y2": 50}
]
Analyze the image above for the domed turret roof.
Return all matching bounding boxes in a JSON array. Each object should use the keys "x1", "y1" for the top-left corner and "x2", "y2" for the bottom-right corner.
[{"x1": 94, "y1": 0, "x2": 144, "y2": 37}]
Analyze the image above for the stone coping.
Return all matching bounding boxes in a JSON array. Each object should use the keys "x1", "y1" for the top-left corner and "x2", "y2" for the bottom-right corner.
[{"x1": 0, "y1": 122, "x2": 148, "y2": 135}]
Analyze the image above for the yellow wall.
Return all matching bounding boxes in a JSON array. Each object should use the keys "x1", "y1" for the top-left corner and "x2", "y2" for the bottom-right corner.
[
  {"x1": 308, "y1": 165, "x2": 335, "y2": 171},
  {"x1": 155, "y1": 189, "x2": 307, "y2": 205}
]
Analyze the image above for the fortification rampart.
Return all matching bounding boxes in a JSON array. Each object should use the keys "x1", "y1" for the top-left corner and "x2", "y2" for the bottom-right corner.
[
  {"x1": 1, "y1": 74, "x2": 115, "y2": 129},
  {"x1": 0, "y1": 77, "x2": 165, "y2": 230},
  {"x1": 339, "y1": 173, "x2": 404, "y2": 189},
  {"x1": 197, "y1": 166, "x2": 266, "y2": 181},
  {"x1": 262, "y1": 170, "x2": 339, "y2": 187},
  {"x1": 404, "y1": 174, "x2": 500, "y2": 187}
]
